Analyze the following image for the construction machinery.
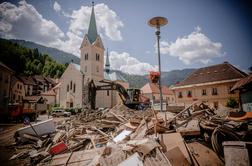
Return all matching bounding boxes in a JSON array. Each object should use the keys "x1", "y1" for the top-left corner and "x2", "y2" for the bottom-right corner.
[{"x1": 88, "y1": 80, "x2": 150, "y2": 110}]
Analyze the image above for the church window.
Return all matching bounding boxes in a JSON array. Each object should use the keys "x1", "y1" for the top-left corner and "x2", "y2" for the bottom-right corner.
[
  {"x1": 67, "y1": 85, "x2": 69, "y2": 92},
  {"x1": 70, "y1": 81, "x2": 72, "y2": 90},
  {"x1": 107, "y1": 90, "x2": 109, "y2": 96},
  {"x1": 73, "y1": 83, "x2": 76, "y2": 93},
  {"x1": 96, "y1": 54, "x2": 100, "y2": 61},
  {"x1": 85, "y1": 53, "x2": 88, "y2": 60}
]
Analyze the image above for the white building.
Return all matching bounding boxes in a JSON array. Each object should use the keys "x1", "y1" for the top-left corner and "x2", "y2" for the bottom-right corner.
[{"x1": 59, "y1": 3, "x2": 128, "y2": 109}]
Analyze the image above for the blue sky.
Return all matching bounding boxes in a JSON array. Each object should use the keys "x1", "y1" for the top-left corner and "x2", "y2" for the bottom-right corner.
[{"x1": 0, "y1": 0, "x2": 251, "y2": 75}]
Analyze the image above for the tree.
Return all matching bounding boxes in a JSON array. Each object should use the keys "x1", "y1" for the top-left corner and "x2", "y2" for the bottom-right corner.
[{"x1": 226, "y1": 97, "x2": 238, "y2": 108}]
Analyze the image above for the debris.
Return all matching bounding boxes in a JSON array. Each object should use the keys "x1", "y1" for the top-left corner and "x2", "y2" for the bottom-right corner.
[
  {"x1": 117, "y1": 153, "x2": 143, "y2": 166},
  {"x1": 223, "y1": 141, "x2": 252, "y2": 166},
  {"x1": 15, "y1": 119, "x2": 55, "y2": 141},
  {"x1": 9, "y1": 102, "x2": 252, "y2": 165},
  {"x1": 187, "y1": 142, "x2": 223, "y2": 166},
  {"x1": 49, "y1": 141, "x2": 68, "y2": 155}
]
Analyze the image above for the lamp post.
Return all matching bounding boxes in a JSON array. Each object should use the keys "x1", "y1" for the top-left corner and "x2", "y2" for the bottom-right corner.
[{"x1": 148, "y1": 17, "x2": 168, "y2": 112}]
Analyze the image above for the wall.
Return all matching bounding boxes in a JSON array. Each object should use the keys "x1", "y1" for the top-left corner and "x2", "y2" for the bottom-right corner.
[
  {"x1": 173, "y1": 81, "x2": 239, "y2": 108},
  {"x1": 59, "y1": 64, "x2": 83, "y2": 108}
]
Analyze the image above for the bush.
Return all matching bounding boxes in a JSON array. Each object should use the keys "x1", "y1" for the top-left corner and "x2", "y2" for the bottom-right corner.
[{"x1": 226, "y1": 97, "x2": 238, "y2": 108}]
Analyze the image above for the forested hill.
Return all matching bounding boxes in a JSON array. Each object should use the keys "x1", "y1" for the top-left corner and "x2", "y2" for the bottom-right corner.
[
  {"x1": 0, "y1": 38, "x2": 66, "y2": 78},
  {"x1": 10, "y1": 39, "x2": 80, "y2": 65}
]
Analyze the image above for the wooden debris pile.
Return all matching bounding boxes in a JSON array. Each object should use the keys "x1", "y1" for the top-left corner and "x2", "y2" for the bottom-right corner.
[{"x1": 10, "y1": 102, "x2": 252, "y2": 165}]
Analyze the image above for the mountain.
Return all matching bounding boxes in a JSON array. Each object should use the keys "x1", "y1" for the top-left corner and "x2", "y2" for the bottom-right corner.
[
  {"x1": 10, "y1": 39, "x2": 80, "y2": 65},
  {"x1": 117, "y1": 69, "x2": 196, "y2": 88},
  {"x1": 4, "y1": 38, "x2": 195, "y2": 87}
]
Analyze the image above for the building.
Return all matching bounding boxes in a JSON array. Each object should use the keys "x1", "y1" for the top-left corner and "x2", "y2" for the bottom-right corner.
[
  {"x1": 0, "y1": 62, "x2": 14, "y2": 115},
  {"x1": 59, "y1": 3, "x2": 128, "y2": 108},
  {"x1": 231, "y1": 74, "x2": 252, "y2": 112},
  {"x1": 141, "y1": 83, "x2": 175, "y2": 105},
  {"x1": 172, "y1": 62, "x2": 247, "y2": 108},
  {"x1": 10, "y1": 76, "x2": 25, "y2": 103}
]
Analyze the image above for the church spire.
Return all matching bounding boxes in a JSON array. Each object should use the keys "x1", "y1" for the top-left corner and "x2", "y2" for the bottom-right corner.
[
  {"x1": 87, "y1": 2, "x2": 98, "y2": 44},
  {"x1": 105, "y1": 48, "x2": 110, "y2": 73}
]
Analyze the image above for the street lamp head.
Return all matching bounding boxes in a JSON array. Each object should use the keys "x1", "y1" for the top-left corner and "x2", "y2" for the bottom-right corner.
[{"x1": 148, "y1": 17, "x2": 168, "y2": 28}]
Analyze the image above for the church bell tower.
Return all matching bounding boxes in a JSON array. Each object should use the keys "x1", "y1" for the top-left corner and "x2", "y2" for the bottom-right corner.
[{"x1": 80, "y1": 2, "x2": 105, "y2": 82}]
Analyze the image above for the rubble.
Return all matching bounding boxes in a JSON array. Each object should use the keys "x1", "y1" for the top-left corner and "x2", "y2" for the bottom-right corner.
[{"x1": 9, "y1": 102, "x2": 252, "y2": 165}]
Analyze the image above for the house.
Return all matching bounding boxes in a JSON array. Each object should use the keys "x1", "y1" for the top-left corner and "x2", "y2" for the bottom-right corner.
[
  {"x1": 19, "y1": 75, "x2": 37, "y2": 96},
  {"x1": 40, "y1": 89, "x2": 56, "y2": 106},
  {"x1": 0, "y1": 62, "x2": 14, "y2": 116},
  {"x1": 10, "y1": 76, "x2": 25, "y2": 103},
  {"x1": 172, "y1": 62, "x2": 247, "y2": 108},
  {"x1": 59, "y1": 3, "x2": 128, "y2": 109},
  {"x1": 33, "y1": 75, "x2": 56, "y2": 95},
  {"x1": 141, "y1": 83, "x2": 175, "y2": 105},
  {"x1": 231, "y1": 73, "x2": 252, "y2": 112}
]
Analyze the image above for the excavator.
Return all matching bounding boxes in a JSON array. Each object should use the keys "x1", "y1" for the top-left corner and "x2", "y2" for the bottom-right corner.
[{"x1": 87, "y1": 80, "x2": 150, "y2": 110}]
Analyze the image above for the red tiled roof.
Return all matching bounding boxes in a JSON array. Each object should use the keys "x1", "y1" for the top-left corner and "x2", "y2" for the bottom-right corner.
[
  {"x1": 141, "y1": 83, "x2": 173, "y2": 95},
  {"x1": 175, "y1": 62, "x2": 247, "y2": 87},
  {"x1": 231, "y1": 74, "x2": 252, "y2": 91}
]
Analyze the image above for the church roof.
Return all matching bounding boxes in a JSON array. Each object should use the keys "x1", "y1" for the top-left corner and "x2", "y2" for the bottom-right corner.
[
  {"x1": 87, "y1": 3, "x2": 98, "y2": 44},
  {"x1": 104, "y1": 70, "x2": 127, "y2": 82},
  {"x1": 72, "y1": 63, "x2": 81, "y2": 71},
  {"x1": 71, "y1": 63, "x2": 127, "y2": 82}
]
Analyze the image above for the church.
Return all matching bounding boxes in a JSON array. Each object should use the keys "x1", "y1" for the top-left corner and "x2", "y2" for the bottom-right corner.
[{"x1": 59, "y1": 3, "x2": 129, "y2": 109}]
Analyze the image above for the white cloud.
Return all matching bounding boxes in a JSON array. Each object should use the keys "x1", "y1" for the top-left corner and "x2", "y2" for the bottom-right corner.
[
  {"x1": 0, "y1": 1, "x2": 124, "y2": 57},
  {"x1": 109, "y1": 51, "x2": 158, "y2": 75},
  {"x1": 0, "y1": 0, "x2": 64, "y2": 45},
  {"x1": 69, "y1": 3, "x2": 123, "y2": 41},
  {"x1": 53, "y1": 1, "x2": 61, "y2": 12},
  {"x1": 159, "y1": 26, "x2": 222, "y2": 65}
]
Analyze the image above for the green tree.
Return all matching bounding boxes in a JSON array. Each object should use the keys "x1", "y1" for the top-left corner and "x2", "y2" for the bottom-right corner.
[{"x1": 226, "y1": 97, "x2": 238, "y2": 108}]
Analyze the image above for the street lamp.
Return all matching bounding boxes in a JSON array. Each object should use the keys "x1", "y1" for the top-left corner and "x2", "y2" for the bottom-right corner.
[{"x1": 148, "y1": 17, "x2": 168, "y2": 112}]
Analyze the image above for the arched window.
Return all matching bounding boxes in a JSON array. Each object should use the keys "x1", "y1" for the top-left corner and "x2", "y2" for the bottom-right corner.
[
  {"x1": 73, "y1": 83, "x2": 76, "y2": 93},
  {"x1": 70, "y1": 81, "x2": 72, "y2": 90},
  {"x1": 67, "y1": 85, "x2": 69, "y2": 92}
]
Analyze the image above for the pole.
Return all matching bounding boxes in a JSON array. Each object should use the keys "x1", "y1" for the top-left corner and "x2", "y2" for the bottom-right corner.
[{"x1": 156, "y1": 26, "x2": 163, "y2": 112}]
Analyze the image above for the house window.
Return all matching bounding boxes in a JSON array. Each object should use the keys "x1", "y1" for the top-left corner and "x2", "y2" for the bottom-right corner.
[
  {"x1": 73, "y1": 83, "x2": 76, "y2": 93},
  {"x1": 202, "y1": 89, "x2": 207, "y2": 96},
  {"x1": 187, "y1": 91, "x2": 192, "y2": 97},
  {"x1": 214, "y1": 101, "x2": 218, "y2": 109},
  {"x1": 107, "y1": 90, "x2": 109, "y2": 96},
  {"x1": 96, "y1": 54, "x2": 100, "y2": 61},
  {"x1": 70, "y1": 81, "x2": 72, "y2": 90},
  {"x1": 67, "y1": 85, "x2": 69, "y2": 92},
  {"x1": 212, "y1": 88, "x2": 218, "y2": 95},
  {"x1": 178, "y1": 92, "x2": 183, "y2": 98}
]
